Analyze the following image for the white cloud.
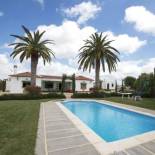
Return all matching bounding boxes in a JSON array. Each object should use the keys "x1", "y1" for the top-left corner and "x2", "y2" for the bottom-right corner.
[
  {"x1": 0, "y1": 53, "x2": 28, "y2": 79},
  {"x1": 0, "y1": 43, "x2": 13, "y2": 49},
  {"x1": 103, "y1": 31, "x2": 146, "y2": 54},
  {"x1": 36, "y1": 21, "x2": 145, "y2": 59},
  {"x1": 125, "y1": 6, "x2": 155, "y2": 35},
  {"x1": 34, "y1": 0, "x2": 44, "y2": 8},
  {"x1": 0, "y1": 12, "x2": 4, "y2": 16},
  {"x1": 100, "y1": 58, "x2": 155, "y2": 82},
  {"x1": 37, "y1": 20, "x2": 96, "y2": 59},
  {"x1": 38, "y1": 60, "x2": 77, "y2": 76},
  {"x1": 63, "y1": 1, "x2": 101, "y2": 24}
]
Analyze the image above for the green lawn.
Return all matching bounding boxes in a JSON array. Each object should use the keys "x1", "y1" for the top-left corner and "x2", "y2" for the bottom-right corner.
[
  {"x1": 0, "y1": 99, "x2": 49, "y2": 155},
  {"x1": 104, "y1": 97, "x2": 155, "y2": 110}
]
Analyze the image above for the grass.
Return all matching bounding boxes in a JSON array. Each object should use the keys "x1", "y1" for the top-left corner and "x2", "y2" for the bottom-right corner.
[
  {"x1": 104, "y1": 97, "x2": 155, "y2": 110},
  {"x1": 0, "y1": 99, "x2": 50, "y2": 155}
]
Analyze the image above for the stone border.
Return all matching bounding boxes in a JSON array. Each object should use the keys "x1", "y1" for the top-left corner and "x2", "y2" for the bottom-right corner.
[{"x1": 57, "y1": 99, "x2": 155, "y2": 154}]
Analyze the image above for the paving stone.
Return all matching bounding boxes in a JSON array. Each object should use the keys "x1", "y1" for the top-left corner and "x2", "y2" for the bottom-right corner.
[
  {"x1": 126, "y1": 146, "x2": 152, "y2": 155},
  {"x1": 46, "y1": 128, "x2": 81, "y2": 140},
  {"x1": 45, "y1": 117, "x2": 69, "y2": 123},
  {"x1": 48, "y1": 144, "x2": 100, "y2": 155},
  {"x1": 45, "y1": 114, "x2": 67, "y2": 118},
  {"x1": 47, "y1": 135, "x2": 90, "y2": 152},
  {"x1": 141, "y1": 141, "x2": 155, "y2": 154},
  {"x1": 46, "y1": 120, "x2": 73, "y2": 127},
  {"x1": 45, "y1": 115, "x2": 68, "y2": 121},
  {"x1": 110, "y1": 151, "x2": 128, "y2": 155},
  {"x1": 46, "y1": 122, "x2": 76, "y2": 132}
]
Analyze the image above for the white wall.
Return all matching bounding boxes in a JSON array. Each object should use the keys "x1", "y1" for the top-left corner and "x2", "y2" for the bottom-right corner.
[
  {"x1": 6, "y1": 76, "x2": 94, "y2": 93},
  {"x1": 101, "y1": 80, "x2": 115, "y2": 90},
  {"x1": 75, "y1": 80, "x2": 93, "y2": 92},
  {"x1": 6, "y1": 77, "x2": 41, "y2": 93}
]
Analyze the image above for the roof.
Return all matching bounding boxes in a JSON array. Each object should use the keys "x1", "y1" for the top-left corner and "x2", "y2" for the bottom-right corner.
[
  {"x1": 10, "y1": 72, "x2": 40, "y2": 78},
  {"x1": 9, "y1": 72, "x2": 94, "y2": 81},
  {"x1": 75, "y1": 75, "x2": 93, "y2": 81}
]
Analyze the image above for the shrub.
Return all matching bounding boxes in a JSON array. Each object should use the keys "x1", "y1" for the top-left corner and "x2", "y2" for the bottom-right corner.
[
  {"x1": 72, "y1": 92, "x2": 121, "y2": 98},
  {"x1": 0, "y1": 93, "x2": 66, "y2": 100},
  {"x1": 24, "y1": 85, "x2": 41, "y2": 95},
  {"x1": 71, "y1": 92, "x2": 105, "y2": 98}
]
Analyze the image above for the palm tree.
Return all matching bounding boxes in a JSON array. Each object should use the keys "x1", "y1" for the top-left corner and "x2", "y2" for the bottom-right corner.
[
  {"x1": 78, "y1": 32, "x2": 120, "y2": 90},
  {"x1": 10, "y1": 26, "x2": 55, "y2": 86}
]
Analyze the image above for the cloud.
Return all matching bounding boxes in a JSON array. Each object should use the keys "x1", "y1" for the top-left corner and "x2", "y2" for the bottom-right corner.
[
  {"x1": 100, "y1": 58, "x2": 155, "y2": 82},
  {"x1": 0, "y1": 53, "x2": 28, "y2": 79},
  {"x1": 34, "y1": 0, "x2": 44, "y2": 8},
  {"x1": 104, "y1": 31, "x2": 147, "y2": 54},
  {"x1": 36, "y1": 20, "x2": 145, "y2": 60},
  {"x1": 0, "y1": 12, "x2": 4, "y2": 16},
  {"x1": 0, "y1": 43, "x2": 13, "y2": 49},
  {"x1": 63, "y1": 1, "x2": 101, "y2": 24},
  {"x1": 37, "y1": 60, "x2": 77, "y2": 76},
  {"x1": 37, "y1": 20, "x2": 96, "y2": 59},
  {"x1": 125, "y1": 6, "x2": 155, "y2": 35}
]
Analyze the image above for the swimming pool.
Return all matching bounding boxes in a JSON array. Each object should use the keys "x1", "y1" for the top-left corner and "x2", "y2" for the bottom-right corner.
[{"x1": 63, "y1": 100, "x2": 155, "y2": 142}]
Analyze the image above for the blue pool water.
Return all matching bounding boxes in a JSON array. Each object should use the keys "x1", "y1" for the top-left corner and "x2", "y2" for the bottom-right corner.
[{"x1": 63, "y1": 100, "x2": 155, "y2": 142}]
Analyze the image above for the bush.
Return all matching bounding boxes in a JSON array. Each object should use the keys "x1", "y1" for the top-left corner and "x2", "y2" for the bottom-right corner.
[
  {"x1": 0, "y1": 93, "x2": 66, "y2": 100},
  {"x1": 71, "y1": 92, "x2": 105, "y2": 98},
  {"x1": 72, "y1": 92, "x2": 121, "y2": 98},
  {"x1": 24, "y1": 86, "x2": 41, "y2": 95}
]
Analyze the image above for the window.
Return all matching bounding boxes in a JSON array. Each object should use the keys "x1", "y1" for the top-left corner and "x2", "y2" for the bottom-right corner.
[
  {"x1": 107, "y1": 83, "x2": 109, "y2": 90},
  {"x1": 112, "y1": 83, "x2": 114, "y2": 87},
  {"x1": 44, "y1": 82, "x2": 54, "y2": 89},
  {"x1": 81, "y1": 82, "x2": 87, "y2": 90},
  {"x1": 22, "y1": 81, "x2": 31, "y2": 88}
]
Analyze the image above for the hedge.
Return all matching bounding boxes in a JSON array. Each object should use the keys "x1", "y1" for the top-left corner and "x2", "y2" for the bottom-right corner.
[
  {"x1": 71, "y1": 92, "x2": 105, "y2": 98},
  {"x1": 0, "y1": 93, "x2": 66, "y2": 100},
  {"x1": 71, "y1": 92, "x2": 121, "y2": 98}
]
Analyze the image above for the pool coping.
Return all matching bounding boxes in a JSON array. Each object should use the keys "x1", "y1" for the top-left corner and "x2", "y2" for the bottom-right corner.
[{"x1": 56, "y1": 99, "x2": 155, "y2": 155}]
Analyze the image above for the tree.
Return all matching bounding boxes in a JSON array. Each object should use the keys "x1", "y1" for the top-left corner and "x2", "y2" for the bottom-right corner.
[
  {"x1": 115, "y1": 80, "x2": 118, "y2": 93},
  {"x1": 72, "y1": 74, "x2": 76, "y2": 94},
  {"x1": 61, "y1": 74, "x2": 76, "y2": 93},
  {"x1": 0, "y1": 80, "x2": 6, "y2": 92},
  {"x1": 124, "y1": 76, "x2": 136, "y2": 89},
  {"x1": 10, "y1": 26, "x2": 55, "y2": 86},
  {"x1": 78, "y1": 33, "x2": 120, "y2": 90},
  {"x1": 134, "y1": 73, "x2": 152, "y2": 97}
]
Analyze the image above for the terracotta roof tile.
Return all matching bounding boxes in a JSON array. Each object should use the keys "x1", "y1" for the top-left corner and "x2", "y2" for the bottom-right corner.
[
  {"x1": 75, "y1": 75, "x2": 93, "y2": 81},
  {"x1": 9, "y1": 72, "x2": 40, "y2": 78},
  {"x1": 9, "y1": 72, "x2": 94, "y2": 81},
  {"x1": 40, "y1": 75, "x2": 62, "y2": 79}
]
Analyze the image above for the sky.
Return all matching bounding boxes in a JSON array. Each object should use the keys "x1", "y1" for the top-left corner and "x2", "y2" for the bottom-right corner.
[{"x1": 0, "y1": 0, "x2": 155, "y2": 82}]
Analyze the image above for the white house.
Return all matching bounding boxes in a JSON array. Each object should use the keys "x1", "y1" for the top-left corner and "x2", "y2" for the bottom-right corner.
[
  {"x1": 6, "y1": 72, "x2": 94, "y2": 93},
  {"x1": 100, "y1": 79, "x2": 116, "y2": 91}
]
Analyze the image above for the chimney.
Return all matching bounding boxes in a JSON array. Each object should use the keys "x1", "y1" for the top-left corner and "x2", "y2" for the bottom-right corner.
[{"x1": 13, "y1": 65, "x2": 17, "y2": 74}]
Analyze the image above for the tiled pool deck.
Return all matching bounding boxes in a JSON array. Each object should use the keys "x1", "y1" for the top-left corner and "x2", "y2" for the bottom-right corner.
[
  {"x1": 35, "y1": 101, "x2": 100, "y2": 155},
  {"x1": 35, "y1": 100, "x2": 155, "y2": 155}
]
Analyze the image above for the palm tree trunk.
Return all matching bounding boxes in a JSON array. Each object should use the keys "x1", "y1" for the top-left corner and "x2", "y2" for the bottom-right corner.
[
  {"x1": 31, "y1": 55, "x2": 38, "y2": 86},
  {"x1": 95, "y1": 59, "x2": 100, "y2": 90}
]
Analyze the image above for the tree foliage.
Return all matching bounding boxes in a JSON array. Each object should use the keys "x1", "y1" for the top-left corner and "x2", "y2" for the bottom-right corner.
[
  {"x1": 78, "y1": 32, "x2": 120, "y2": 89},
  {"x1": 134, "y1": 73, "x2": 155, "y2": 97},
  {"x1": 124, "y1": 76, "x2": 136, "y2": 88},
  {"x1": 10, "y1": 25, "x2": 55, "y2": 86}
]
